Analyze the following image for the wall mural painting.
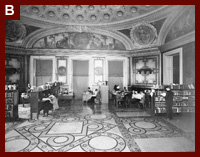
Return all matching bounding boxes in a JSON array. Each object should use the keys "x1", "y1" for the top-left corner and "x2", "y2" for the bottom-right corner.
[
  {"x1": 5, "y1": 20, "x2": 26, "y2": 43},
  {"x1": 33, "y1": 32, "x2": 126, "y2": 50},
  {"x1": 165, "y1": 7, "x2": 195, "y2": 43}
]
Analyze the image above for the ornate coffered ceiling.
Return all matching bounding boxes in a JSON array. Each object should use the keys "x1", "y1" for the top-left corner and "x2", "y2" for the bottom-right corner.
[{"x1": 20, "y1": 5, "x2": 164, "y2": 27}]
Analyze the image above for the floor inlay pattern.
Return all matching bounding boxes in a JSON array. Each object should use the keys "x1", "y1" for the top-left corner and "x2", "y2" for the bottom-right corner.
[
  {"x1": 5, "y1": 102, "x2": 195, "y2": 152},
  {"x1": 116, "y1": 117, "x2": 182, "y2": 139},
  {"x1": 5, "y1": 113, "x2": 130, "y2": 152}
]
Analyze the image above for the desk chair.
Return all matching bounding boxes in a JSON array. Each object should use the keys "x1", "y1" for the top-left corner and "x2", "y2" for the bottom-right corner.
[{"x1": 115, "y1": 93, "x2": 125, "y2": 109}]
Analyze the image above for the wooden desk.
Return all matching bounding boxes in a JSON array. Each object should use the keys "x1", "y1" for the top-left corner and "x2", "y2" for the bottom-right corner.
[{"x1": 30, "y1": 84, "x2": 60, "y2": 119}]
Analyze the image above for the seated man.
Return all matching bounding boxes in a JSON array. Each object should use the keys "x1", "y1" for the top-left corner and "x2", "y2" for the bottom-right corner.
[
  {"x1": 39, "y1": 99, "x2": 53, "y2": 117},
  {"x1": 38, "y1": 94, "x2": 58, "y2": 117},
  {"x1": 94, "y1": 90, "x2": 101, "y2": 105},
  {"x1": 89, "y1": 89, "x2": 98, "y2": 103}
]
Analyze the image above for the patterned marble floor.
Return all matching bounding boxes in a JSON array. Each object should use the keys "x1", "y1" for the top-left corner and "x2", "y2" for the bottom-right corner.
[{"x1": 5, "y1": 101, "x2": 195, "y2": 152}]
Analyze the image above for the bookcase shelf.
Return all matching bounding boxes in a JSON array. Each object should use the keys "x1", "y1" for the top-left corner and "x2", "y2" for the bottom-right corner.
[
  {"x1": 154, "y1": 88, "x2": 195, "y2": 114},
  {"x1": 5, "y1": 90, "x2": 19, "y2": 119}
]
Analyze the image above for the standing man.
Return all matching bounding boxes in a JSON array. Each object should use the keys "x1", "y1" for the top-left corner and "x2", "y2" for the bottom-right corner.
[{"x1": 162, "y1": 86, "x2": 174, "y2": 120}]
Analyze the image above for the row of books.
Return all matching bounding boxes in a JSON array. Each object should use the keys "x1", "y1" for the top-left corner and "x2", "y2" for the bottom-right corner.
[
  {"x1": 155, "y1": 107, "x2": 195, "y2": 113},
  {"x1": 155, "y1": 101, "x2": 195, "y2": 107},
  {"x1": 5, "y1": 92, "x2": 14, "y2": 98},
  {"x1": 155, "y1": 90, "x2": 195, "y2": 96},
  {"x1": 153, "y1": 84, "x2": 195, "y2": 89}
]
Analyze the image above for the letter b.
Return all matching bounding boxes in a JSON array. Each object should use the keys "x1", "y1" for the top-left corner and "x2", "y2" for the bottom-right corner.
[{"x1": 5, "y1": 5, "x2": 14, "y2": 15}]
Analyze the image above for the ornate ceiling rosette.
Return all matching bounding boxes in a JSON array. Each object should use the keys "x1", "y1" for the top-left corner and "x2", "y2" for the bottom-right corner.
[
  {"x1": 130, "y1": 22, "x2": 157, "y2": 46},
  {"x1": 5, "y1": 20, "x2": 26, "y2": 43}
]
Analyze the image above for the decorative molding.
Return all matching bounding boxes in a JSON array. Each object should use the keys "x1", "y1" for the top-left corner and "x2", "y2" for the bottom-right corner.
[
  {"x1": 5, "y1": 46, "x2": 30, "y2": 55},
  {"x1": 5, "y1": 45, "x2": 161, "y2": 58},
  {"x1": 159, "y1": 31, "x2": 195, "y2": 52},
  {"x1": 129, "y1": 47, "x2": 160, "y2": 57}
]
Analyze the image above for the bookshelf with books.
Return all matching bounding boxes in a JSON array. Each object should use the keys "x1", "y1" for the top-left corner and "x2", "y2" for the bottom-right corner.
[
  {"x1": 154, "y1": 84, "x2": 195, "y2": 114},
  {"x1": 5, "y1": 90, "x2": 19, "y2": 119}
]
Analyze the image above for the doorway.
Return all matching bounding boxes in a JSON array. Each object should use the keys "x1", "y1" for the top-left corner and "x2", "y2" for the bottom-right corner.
[{"x1": 163, "y1": 48, "x2": 183, "y2": 84}]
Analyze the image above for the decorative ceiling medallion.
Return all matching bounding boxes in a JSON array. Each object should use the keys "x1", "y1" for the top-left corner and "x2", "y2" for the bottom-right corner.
[
  {"x1": 103, "y1": 13, "x2": 110, "y2": 20},
  {"x1": 117, "y1": 11, "x2": 123, "y2": 17},
  {"x1": 48, "y1": 11, "x2": 55, "y2": 17},
  {"x1": 63, "y1": 13, "x2": 70, "y2": 19},
  {"x1": 130, "y1": 22, "x2": 157, "y2": 46},
  {"x1": 63, "y1": 5, "x2": 70, "y2": 9},
  {"x1": 100, "y1": 5, "x2": 107, "y2": 10},
  {"x1": 5, "y1": 21, "x2": 26, "y2": 43},
  {"x1": 130, "y1": 6, "x2": 137, "y2": 13},
  {"x1": 88, "y1": 5, "x2": 95, "y2": 11},
  {"x1": 76, "y1": 5, "x2": 82, "y2": 10},
  {"x1": 90, "y1": 15, "x2": 97, "y2": 21}
]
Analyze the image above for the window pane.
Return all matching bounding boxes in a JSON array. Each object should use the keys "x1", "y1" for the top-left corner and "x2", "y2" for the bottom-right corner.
[{"x1": 94, "y1": 59, "x2": 103, "y2": 83}]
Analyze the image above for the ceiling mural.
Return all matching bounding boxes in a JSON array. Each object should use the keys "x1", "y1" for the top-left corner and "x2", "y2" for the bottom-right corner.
[
  {"x1": 130, "y1": 22, "x2": 157, "y2": 46},
  {"x1": 5, "y1": 20, "x2": 26, "y2": 43},
  {"x1": 165, "y1": 7, "x2": 195, "y2": 43},
  {"x1": 33, "y1": 32, "x2": 126, "y2": 50},
  {"x1": 20, "y1": 5, "x2": 163, "y2": 25}
]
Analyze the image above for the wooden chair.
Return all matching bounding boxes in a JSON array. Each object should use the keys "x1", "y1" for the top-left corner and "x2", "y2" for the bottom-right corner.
[
  {"x1": 124, "y1": 93, "x2": 132, "y2": 108},
  {"x1": 116, "y1": 93, "x2": 125, "y2": 109}
]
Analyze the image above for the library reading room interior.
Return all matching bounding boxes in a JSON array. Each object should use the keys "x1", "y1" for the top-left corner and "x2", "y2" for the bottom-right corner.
[{"x1": 5, "y1": 5, "x2": 195, "y2": 152}]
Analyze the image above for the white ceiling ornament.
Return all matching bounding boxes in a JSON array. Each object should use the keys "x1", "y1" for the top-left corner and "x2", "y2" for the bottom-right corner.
[{"x1": 130, "y1": 22, "x2": 157, "y2": 46}]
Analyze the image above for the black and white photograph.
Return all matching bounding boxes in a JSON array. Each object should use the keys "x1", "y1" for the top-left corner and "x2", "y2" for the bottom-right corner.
[{"x1": 5, "y1": 5, "x2": 195, "y2": 152}]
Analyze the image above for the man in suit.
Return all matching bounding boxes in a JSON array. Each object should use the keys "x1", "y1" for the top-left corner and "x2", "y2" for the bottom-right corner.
[{"x1": 164, "y1": 86, "x2": 174, "y2": 120}]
